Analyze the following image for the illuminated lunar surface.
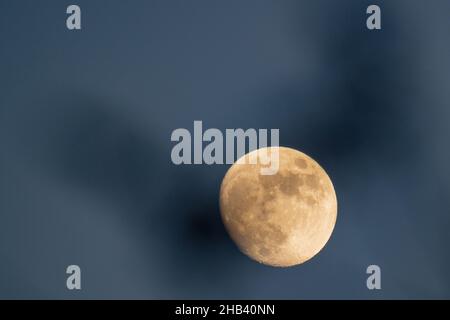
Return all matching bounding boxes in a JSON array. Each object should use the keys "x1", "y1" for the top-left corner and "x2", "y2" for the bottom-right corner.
[{"x1": 219, "y1": 147, "x2": 337, "y2": 267}]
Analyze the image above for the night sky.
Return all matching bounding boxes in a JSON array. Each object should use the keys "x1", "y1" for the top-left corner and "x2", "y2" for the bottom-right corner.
[{"x1": 1, "y1": 0, "x2": 449, "y2": 298}]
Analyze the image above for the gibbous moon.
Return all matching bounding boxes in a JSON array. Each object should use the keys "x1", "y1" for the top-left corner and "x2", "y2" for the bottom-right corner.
[{"x1": 219, "y1": 147, "x2": 337, "y2": 267}]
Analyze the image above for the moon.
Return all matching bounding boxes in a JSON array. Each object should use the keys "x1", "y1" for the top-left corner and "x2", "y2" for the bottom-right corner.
[{"x1": 219, "y1": 146, "x2": 337, "y2": 267}]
